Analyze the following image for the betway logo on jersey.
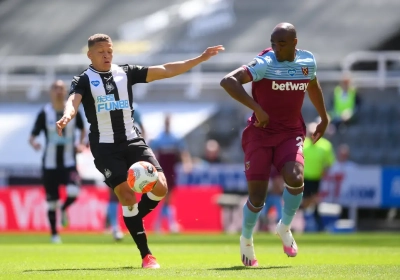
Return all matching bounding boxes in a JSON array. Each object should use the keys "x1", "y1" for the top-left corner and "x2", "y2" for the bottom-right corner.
[
  {"x1": 272, "y1": 81, "x2": 309, "y2": 92},
  {"x1": 96, "y1": 94, "x2": 129, "y2": 113}
]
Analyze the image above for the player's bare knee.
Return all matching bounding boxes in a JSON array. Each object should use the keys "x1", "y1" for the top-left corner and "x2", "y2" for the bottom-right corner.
[
  {"x1": 248, "y1": 189, "x2": 267, "y2": 208},
  {"x1": 120, "y1": 192, "x2": 136, "y2": 206},
  {"x1": 247, "y1": 181, "x2": 268, "y2": 208},
  {"x1": 285, "y1": 174, "x2": 304, "y2": 189},
  {"x1": 282, "y1": 163, "x2": 304, "y2": 189},
  {"x1": 114, "y1": 183, "x2": 137, "y2": 206},
  {"x1": 248, "y1": 194, "x2": 265, "y2": 208},
  {"x1": 152, "y1": 172, "x2": 168, "y2": 197}
]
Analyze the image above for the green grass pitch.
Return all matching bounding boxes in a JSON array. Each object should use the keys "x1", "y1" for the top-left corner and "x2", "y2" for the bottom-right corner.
[{"x1": 0, "y1": 233, "x2": 399, "y2": 280}]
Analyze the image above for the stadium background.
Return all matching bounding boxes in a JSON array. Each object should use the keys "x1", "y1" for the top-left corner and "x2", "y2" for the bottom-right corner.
[{"x1": 0, "y1": 0, "x2": 400, "y2": 234}]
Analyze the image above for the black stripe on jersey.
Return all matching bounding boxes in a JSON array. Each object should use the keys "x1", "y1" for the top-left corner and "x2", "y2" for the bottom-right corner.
[
  {"x1": 100, "y1": 73, "x2": 127, "y2": 143},
  {"x1": 42, "y1": 111, "x2": 48, "y2": 168},
  {"x1": 56, "y1": 111, "x2": 65, "y2": 168}
]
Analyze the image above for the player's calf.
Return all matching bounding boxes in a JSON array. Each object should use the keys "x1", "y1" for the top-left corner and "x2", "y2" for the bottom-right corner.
[
  {"x1": 61, "y1": 184, "x2": 80, "y2": 227},
  {"x1": 137, "y1": 172, "x2": 167, "y2": 219},
  {"x1": 277, "y1": 161, "x2": 304, "y2": 257},
  {"x1": 47, "y1": 200, "x2": 59, "y2": 241}
]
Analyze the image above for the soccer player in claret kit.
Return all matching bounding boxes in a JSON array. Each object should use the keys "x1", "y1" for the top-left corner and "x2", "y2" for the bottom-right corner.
[
  {"x1": 56, "y1": 34, "x2": 224, "y2": 268},
  {"x1": 220, "y1": 23, "x2": 329, "y2": 266}
]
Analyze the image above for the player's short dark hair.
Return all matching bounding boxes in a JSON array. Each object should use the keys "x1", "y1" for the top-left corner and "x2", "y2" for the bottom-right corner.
[{"x1": 88, "y1": 34, "x2": 112, "y2": 48}]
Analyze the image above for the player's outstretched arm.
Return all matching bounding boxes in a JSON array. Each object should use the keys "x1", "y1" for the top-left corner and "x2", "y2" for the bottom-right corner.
[
  {"x1": 145, "y1": 46, "x2": 224, "y2": 82},
  {"x1": 307, "y1": 77, "x2": 329, "y2": 143},
  {"x1": 56, "y1": 94, "x2": 82, "y2": 136},
  {"x1": 220, "y1": 68, "x2": 269, "y2": 128}
]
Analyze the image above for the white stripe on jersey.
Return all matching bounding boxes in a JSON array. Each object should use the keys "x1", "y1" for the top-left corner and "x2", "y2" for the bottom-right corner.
[
  {"x1": 43, "y1": 103, "x2": 76, "y2": 169},
  {"x1": 85, "y1": 64, "x2": 138, "y2": 143},
  {"x1": 44, "y1": 103, "x2": 56, "y2": 168},
  {"x1": 86, "y1": 69, "x2": 113, "y2": 143}
]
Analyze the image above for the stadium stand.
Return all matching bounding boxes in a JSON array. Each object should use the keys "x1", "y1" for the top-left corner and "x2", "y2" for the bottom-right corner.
[{"x1": 0, "y1": 0, "x2": 399, "y2": 171}]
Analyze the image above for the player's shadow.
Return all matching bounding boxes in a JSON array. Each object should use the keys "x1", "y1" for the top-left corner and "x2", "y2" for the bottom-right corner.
[
  {"x1": 210, "y1": 265, "x2": 291, "y2": 271},
  {"x1": 23, "y1": 266, "x2": 137, "y2": 272}
]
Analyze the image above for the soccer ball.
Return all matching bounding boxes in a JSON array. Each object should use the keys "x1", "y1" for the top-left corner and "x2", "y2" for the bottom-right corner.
[{"x1": 127, "y1": 161, "x2": 158, "y2": 193}]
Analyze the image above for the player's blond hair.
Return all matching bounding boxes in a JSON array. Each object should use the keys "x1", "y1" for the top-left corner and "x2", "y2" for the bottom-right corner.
[{"x1": 88, "y1": 34, "x2": 112, "y2": 48}]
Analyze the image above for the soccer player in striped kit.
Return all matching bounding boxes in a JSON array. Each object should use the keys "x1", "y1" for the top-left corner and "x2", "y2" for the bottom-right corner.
[
  {"x1": 30, "y1": 80, "x2": 86, "y2": 243},
  {"x1": 56, "y1": 34, "x2": 224, "y2": 268}
]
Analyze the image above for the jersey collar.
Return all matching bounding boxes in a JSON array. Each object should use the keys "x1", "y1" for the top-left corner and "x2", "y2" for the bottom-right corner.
[{"x1": 89, "y1": 65, "x2": 112, "y2": 74}]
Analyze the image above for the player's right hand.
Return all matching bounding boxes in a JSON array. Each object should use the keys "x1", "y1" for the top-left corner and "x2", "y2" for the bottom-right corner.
[
  {"x1": 31, "y1": 142, "x2": 41, "y2": 151},
  {"x1": 56, "y1": 115, "x2": 71, "y2": 136},
  {"x1": 253, "y1": 108, "x2": 269, "y2": 128}
]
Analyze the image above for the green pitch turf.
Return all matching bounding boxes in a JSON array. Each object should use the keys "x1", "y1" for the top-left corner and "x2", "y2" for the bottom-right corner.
[{"x1": 0, "y1": 233, "x2": 399, "y2": 280}]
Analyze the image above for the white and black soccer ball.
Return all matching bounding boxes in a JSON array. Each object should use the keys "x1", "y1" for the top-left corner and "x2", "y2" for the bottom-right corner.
[{"x1": 127, "y1": 161, "x2": 159, "y2": 193}]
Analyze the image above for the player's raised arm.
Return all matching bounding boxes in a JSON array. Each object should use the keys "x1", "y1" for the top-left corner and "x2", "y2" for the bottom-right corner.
[
  {"x1": 145, "y1": 46, "x2": 224, "y2": 82},
  {"x1": 56, "y1": 93, "x2": 82, "y2": 136},
  {"x1": 307, "y1": 77, "x2": 329, "y2": 144},
  {"x1": 220, "y1": 66, "x2": 269, "y2": 128}
]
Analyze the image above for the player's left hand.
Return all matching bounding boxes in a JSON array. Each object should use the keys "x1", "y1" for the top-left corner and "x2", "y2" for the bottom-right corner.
[
  {"x1": 312, "y1": 118, "x2": 329, "y2": 144},
  {"x1": 200, "y1": 45, "x2": 225, "y2": 61}
]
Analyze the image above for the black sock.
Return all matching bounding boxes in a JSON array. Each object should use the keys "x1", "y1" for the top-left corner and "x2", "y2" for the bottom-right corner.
[
  {"x1": 48, "y1": 210, "x2": 57, "y2": 235},
  {"x1": 61, "y1": 197, "x2": 76, "y2": 212},
  {"x1": 313, "y1": 207, "x2": 324, "y2": 231},
  {"x1": 138, "y1": 194, "x2": 161, "y2": 218},
  {"x1": 123, "y1": 216, "x2": 151, "y2": 259}
]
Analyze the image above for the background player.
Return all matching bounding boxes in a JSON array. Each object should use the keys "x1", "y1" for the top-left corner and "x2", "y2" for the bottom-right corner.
[
  {"x1": 302, "y1": 122, "x2": 335, "y2": 232},
  {"x1": 29, "y1": 80, "x2": 86, "y2": 243},
  {"x1": 56, "y1": 34, "x2": 223, "y2": 268},
  {"x1": 220, "y1": 23, "x2": 329, "y2": 266},
  {"x1": 150, "y1": 113, "x2": 193, "y2": 233}
]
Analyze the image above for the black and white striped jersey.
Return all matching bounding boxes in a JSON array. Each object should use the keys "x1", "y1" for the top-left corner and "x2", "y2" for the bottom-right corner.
[
  {"x1": 69, "y1": 64, "x2": 147, "y2": 144},
  {"x1": 31, "y1": 103, "x2": 84, "y2": 169}
]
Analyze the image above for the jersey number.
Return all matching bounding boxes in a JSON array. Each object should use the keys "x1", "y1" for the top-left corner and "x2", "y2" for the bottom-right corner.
[{"x1": 296, "y1": 136, "x2": 303, "y2": 147}]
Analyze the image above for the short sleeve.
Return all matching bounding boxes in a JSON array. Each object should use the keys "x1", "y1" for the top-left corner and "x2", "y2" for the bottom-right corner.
[
  {"x1": 31, "y1": 110, "x2": 45, "y2": 136},
  {"x1": 127, "y1": 65, "x2": 148, "y2": 85},
  {"x1": 133, "y1": 109, "x2": 143, "y2": 126},
  {"x1": 75, "y1": 111, "x2": 84, "y2": 130},
  {"x1": 69, "y1": 74, "x2": 88, "y2": 97},
  {"x1": 310, "y1": 54, "x2": 317, "y2": 80},
  {"x1": 243, "y1": 55, "x2": 271, "y2": 82}
]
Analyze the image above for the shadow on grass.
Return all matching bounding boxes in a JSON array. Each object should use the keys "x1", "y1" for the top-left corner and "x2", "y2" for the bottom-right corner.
[
  {"x1": 23, "y1": 266, "x2": 137, "y2": 272},
  {"x1": 210, "y1": 265, "x2": 291, "y2": 271}
]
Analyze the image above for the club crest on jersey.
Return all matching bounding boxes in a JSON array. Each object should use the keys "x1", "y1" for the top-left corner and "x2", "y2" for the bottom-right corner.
[
  {"x1": 91, "y1": 80, "x2": 100, "y2": 87},
  {"x1": 245, "y1": 161, "x2": 250, "y2": 170},
  {"x1": 104, "y1": 168, "x2": 112, "y2": 178},
  {"x1": 247, "y1": 59, "x2": 257, "y2": 67},
  {"x1": 302, "y1": 67, "x2": 309, "y2": 76},
  {"x1": 105, "y1": 83, "x2": 114, "y2": 92},
  {"x1": 287, "y1": 69, "x2": 296, "y2": 76}
]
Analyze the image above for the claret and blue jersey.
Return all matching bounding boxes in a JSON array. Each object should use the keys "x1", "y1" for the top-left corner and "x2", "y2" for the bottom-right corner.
[{"x1": 243, "y1": 48, "x2": 317, "y2": 134}]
